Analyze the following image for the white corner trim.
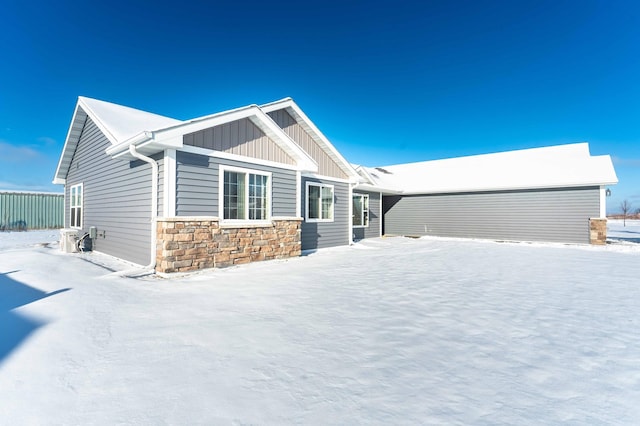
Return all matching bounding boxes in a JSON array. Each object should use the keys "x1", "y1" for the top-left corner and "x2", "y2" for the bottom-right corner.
[
  {"x1": 165, "y1": 149, "x2": 177, "y2": 217},
  {"x1": 296, "y1": 171, "x2": 302, "y2": 218},
  {"x1": 600, "y1": 186, "x2": 607, "y2": 219}
]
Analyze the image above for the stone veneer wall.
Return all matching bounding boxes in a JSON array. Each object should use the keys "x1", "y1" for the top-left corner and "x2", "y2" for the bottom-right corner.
[
  {"x1": 589, "y1": 218, "x2": 607, "y2": 245},
  {"x1": 156, "y1": 217, "x2": 302, "y2": 273}
]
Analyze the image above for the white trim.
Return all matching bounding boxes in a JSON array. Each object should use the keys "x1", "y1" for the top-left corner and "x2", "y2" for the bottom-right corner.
[
  {"x1": 260, "y1": 98, "x2": 361, "y2": 181},
  {"x1": 305, "y1": 181, "x2": 335, "y2": 223},
  {"x1": 600, "y1": 186, "x2": 607, "y2": 218},
  {"x1": 164, "y1": 149, "x2": 177, "y2": 217},
  {"x1": 301, "y1": 172, "x2": 353, "y2": 184},
  {"x1": 179, "y1": 145, "x2": 303, "y2": 172},
  {"x1": 219, "y1": 165, "x2": 272, "y2": 223},
  {"x1": 348, "y1": 183, "x2": 354, "y2": 244},
  {"x1": 296, "y1": 171, "x2": 302, "y2": 218},
  {"x1": 69, "y1": 183, "x2": 83, "y2": 229},
  {"x1": 152, "y1": 105, "x2": 317, "y2": 172}
]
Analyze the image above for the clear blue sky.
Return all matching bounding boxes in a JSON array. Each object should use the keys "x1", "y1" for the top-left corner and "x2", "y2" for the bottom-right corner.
[{"x1": 1, "y1": 0, "x2": 638, "y2": 213}]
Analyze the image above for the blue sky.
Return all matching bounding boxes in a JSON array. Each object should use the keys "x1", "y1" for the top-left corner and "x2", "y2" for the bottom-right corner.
[{"x1": 1, "y1": 0, "x2": 638, "y2": 212}]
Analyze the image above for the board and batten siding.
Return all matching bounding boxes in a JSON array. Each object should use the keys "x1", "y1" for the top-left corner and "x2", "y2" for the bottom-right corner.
[
  {"x1": 268, "y1": 109, "x2": 348, "y2": 180},
  {"x1": 352, "y1": 190, "x2": 381, "y2": 240},
  {"x1": 183, "y1": 118, "x2": 295, "y2": 166},
  {"x1": 301, "y1": 176, "x2": 349, "y2": 251},
  {"x1": 175, "y1": 151, "x2": 297, "y2": 217},
  {"x1": 64, "y1": 114, "x2": 159, "y2": 266},
  {"x1": 383, "y1": 187, "x2": 601, "y2": 244}
]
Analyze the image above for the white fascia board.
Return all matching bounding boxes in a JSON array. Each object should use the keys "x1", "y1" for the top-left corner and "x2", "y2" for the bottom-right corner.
[
  {"x1": 77, "y1": 97, "x2": 120, "y2": 145},
  {"x1": 261, "y1": 99, "x2": 361, "y2": 180},
  {"x1": 53, "y1": 102, "x2": 86, "y2": 183},
  {"x1": 301, "y1": 172, "x2": 354, "y2": 184},
  {"x1": 354, "y1": 183, "x2": 401, "y2": 194}
]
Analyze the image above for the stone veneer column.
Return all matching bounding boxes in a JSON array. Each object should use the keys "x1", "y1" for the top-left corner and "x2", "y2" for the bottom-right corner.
[
  {"x1": 156, "y1": 217, "x2": 302, "y2": 273},
  {"x1": 589, "y1": 218, "x2": 607, "y2": 245}
]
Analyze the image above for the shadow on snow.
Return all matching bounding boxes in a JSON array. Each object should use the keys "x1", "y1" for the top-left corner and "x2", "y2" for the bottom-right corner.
[{"x1": 0, "y1": 270, "x2": 70, "y2": 364}]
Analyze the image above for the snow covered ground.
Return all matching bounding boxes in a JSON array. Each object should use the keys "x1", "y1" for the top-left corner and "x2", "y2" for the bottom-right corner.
[{"x1": 1, "y1": 226, "x2": 639, "y2": 424}]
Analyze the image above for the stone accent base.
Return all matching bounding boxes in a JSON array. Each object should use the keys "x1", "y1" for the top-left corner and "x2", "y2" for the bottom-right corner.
[
  {"x1": 589, "y1": 218, "x2": 607, "y2": 245},
  {"x1": 156, "y1": 217, "x2": 302, "y2": 273}
]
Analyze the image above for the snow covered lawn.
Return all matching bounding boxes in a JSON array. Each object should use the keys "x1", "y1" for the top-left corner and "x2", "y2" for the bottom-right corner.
[{"x1": 1, "y1": 229, "x2": 640, "y2": 424}]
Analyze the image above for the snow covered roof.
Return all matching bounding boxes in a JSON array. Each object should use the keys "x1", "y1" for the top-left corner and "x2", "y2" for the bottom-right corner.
[
  {"x1": 54, "y1": 97, "x2": 320, "y2": 184},
  {"x1": 78, "y1": 96, "x2": 183, "y2": 145},
  {"x1": 359, "y1": 143, "x2": 618, "y2": 194}
]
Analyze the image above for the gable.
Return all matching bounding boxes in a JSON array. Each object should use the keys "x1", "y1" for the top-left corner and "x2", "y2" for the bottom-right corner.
[
  {"x1": 268, "y1": 109, "x2": 348, "y2": 179},
  {"x1": 183, "y1": 117, "x2": 296, "y2": 166}
]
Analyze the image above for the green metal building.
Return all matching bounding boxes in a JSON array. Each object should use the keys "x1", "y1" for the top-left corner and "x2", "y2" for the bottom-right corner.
[{"x1": 0, "y1": 191, "x2": 64, "y2": 231}]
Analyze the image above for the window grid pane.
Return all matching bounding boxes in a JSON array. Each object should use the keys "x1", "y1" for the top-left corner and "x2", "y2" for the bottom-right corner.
[
  {"x1": 308, "y1": 185, "x2": 320, "y2": 219},
  {"x1": 353, "y1": 195, "x2": 363, "y2": 226},
  {"x1": 321, "y1": 187, "x2": 333, "y2": 219},
  {"x1": 248, "y1": 174, "x2": 267, "y2": 220},
  {"x1": 224, "y1": 171, "x2": 246, "y2": 220}
]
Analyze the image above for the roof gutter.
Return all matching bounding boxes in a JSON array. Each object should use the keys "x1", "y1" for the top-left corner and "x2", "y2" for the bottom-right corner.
[
  {"x1": 105, "y1": 131, "x2": 153, "y2": 157},
  {"x1": 127, "y1": 144, "x2": 158, "y2": 273}
]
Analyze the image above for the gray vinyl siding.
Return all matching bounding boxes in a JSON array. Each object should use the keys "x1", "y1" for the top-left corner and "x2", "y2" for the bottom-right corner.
[
  {"x1": 268, "y1": 109, "x2": 348, "y2": 180},
  {"x1": 183, "y1": 118, "x2": 295, "y2": 165},
  {"x1": 175, "y1": 151, "x2": 296, "y2": 217},
  {"x1": 352, "y1": 191, "x2": 381, "y2": 240},
  {"x1": 64, "y1": 115, "x2": 155, "y2": 266},
  {"x1": 383, "y1": 187, "x2": 601, "y2": 244},
  {"x1": 301, "y1": 177, "x2": 349, "y2": 250}
]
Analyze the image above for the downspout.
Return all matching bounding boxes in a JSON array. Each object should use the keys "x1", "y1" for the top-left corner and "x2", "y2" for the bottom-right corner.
[{"x1": 128, "y1": 144, "x2": 158, "y2": 271}]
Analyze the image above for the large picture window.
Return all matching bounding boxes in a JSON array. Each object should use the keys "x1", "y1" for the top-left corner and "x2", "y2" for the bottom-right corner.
[
  {"x1": 221, "y1": 167, "x2": 270, "y2": 221},
  {"x1": 352, "y1": 193, "x2": 369, "y2": 227},
  {"x1": 307, "y1": 182, "x2": 334, "y2": 221},
  {"x1": 70, "y1": 183, "x2": 83, "y2": 228}
]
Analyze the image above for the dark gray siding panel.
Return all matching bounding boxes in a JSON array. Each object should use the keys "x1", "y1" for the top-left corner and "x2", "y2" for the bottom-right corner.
[
  {"x1": 353, "y1": 190, "x2": 381, "y2": 240},
  {"x1": 383, "y1": 187, "x2": 600, "y2": 244},
  {"x1": 301, "y1": 177, "x2": 349, "y2": 250},
  {"x1": 65, "y1": 115, "x2": 153, "y2": 266},
  {"x1": 175, "y1": 151, "x2": 297, "y2": 217}
]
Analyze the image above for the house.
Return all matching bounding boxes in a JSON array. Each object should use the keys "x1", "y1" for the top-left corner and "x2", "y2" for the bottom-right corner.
[{"x1": 53, "y1": 97, "x2": 617, "y2": 273}]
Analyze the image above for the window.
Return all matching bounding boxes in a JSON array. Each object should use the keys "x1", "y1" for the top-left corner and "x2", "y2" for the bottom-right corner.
[
  {"x1": 353, "y1": 193, "x2": 369, "y2": 227},
  {"x1": 307, "y1": 182, "x2": 334, "y2": 221},
  {"x1": 70, "y1": 184, "x2": 83, "y2": 228},
  {"x1": 221, "y1": 167, "x2": 270, "y2": 221}
]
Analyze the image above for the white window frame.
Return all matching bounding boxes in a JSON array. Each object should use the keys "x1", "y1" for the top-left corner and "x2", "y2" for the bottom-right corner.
[
  {"x1": 352, "y1": 193, "x2": 369, "y2": 228},
  {"x1": 69, "y1": 183, "x2": 83, "y2": 229},
  {"x1": 306, "y1": 182, "x2": 334, "y2": 223},
  {"x1": 219, "y1": 165, "x2": 272, "y2": 224}
]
